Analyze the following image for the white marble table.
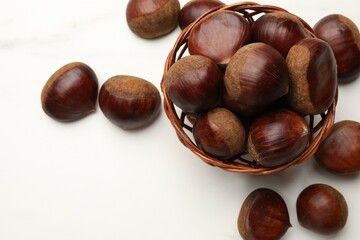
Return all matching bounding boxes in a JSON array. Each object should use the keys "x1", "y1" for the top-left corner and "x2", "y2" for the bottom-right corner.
[{"x1": 0, "y1": 0, "x2": 359, "y2": 239}]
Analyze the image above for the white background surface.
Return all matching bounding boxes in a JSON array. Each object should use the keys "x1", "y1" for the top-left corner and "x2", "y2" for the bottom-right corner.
[{"x1": 1, "y1": 0, "x2": 359, "y2": 239}]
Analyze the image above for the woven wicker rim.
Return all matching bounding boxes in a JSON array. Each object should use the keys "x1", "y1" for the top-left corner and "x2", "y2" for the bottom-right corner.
[{"x1": 160, "y1": 2, "x2": 337, "y2": 174}]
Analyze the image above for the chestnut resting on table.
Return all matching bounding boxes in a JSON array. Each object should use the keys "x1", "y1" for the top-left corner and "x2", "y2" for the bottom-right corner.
[{"x1": 314, "y1": 14, "x2": 360, "y2": 83}]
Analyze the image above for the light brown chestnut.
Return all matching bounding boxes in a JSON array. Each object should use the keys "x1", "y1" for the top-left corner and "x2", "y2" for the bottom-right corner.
[
  {"x1": 41, "y1": 62, "x2": 98, "y2": 122},
  {"x1": 224, "y1": 42, "x2": 289, "y2": 108},
  {"x1": 247, "y1": 109, "x2": 310, "y2": 167},
  {"x1": 251, "y1": 12, "x2": 310, "y2": 57},
  {"x1": 99, "y1": 75, "x2": 161, "y2": 130},
  {"x1": 179, "y1": 0, "x2": 225, "y2": 30},
  {"x1": 314, "y1": 120, "x2": 360, "y2": 174},
  {"x1": 188, "y1": 10, "x2": 250, "y2": 66},
  {"x1": 286, "y1": 38, "x2": 337, "y2": 115},
  {"x1": 297, "y1": 183, "x2": 348, "y2": 235},
  {"x1": 238, "y1": 188, "x2": 291, "y2": 240},
  {"x1": 165, "y1": 55, "x2": 223, "y2": 113},
  {"x1": 193, "y1": 108, "x2": 246, "y2": 160},
  {"x1": 314, "y1": 14, "x2": 360, "y2": 83},
  {"x1": 126, "y1": 0, "x2": 180, "y2": 39}
]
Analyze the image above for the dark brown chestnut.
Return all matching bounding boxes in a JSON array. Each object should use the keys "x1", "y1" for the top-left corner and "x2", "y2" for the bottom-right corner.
[
  {"x1": 238, "y1": 188, "x2": 291, "y2": 240},
  {"x1": 126, "y1": 0, "x2": 180, "y2": 39},
  {"x1": 178, "y1": 0, "x2": 225, "y2": 30},
  {"x1": 286, "y1": 38, "x2": 337, "y2": 115},
  {"x1": 188, "y1": 10, "x2": 250, "y2": 66},
  {"x1": 247, "y1": 109, "x2": 310, "y2": 167},
  {"x1": 224, "y1": 42, "x2": 289, "y2": 108},
  {"x1": 165, "y1": 55, "x2": 223, "y2": 113},
  {"x1": 99, "y1": 75, "x2": 161, "y2": 130},
  {"x1": 314, "y1": 120, "x2": 360, "y2": 174},
  {"x1": 296, "y1": 183, "x2": 348, "y2": 235},
  {"x1": 41, "y1": 62, "x2": 98, "y2": 122},
  {"x1": 251, "y1": 12, "x2": 310, "y2": 57},
  {"x1": 193, "y1": 107, "x2": 246, "y2": 160},
  {"x1": 314, "y1": 14, "x2": 360, "y2": 83}
]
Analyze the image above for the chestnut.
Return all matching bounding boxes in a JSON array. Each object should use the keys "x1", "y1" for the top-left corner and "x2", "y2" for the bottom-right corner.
[
  {"x1": 247, "y1": 109, "x2": 310, "y2": 167},
  {"x1": 41, "y1": 62, "x2": 98, "y2": 122},
  {"x1": 238, "y1": 188, "x2": 291, "y2": 240},
  {"x1": 99, "y1": 75, "x2": 161, "y2": 130},
  {"x1": 164, "y1": 55, "x2": 223, "y2": 113},
  {"x1": 224, "y1": 42, "x2": 289, "y2": 108},
  {"x1": 314, "y1": 120, "x2": 360, "y2": 174},
  {"x1": 126, "y1": 0, "x2": 180, "y2": 39},
  {"x1": 178, "y1": 0, "x2": 225, "y2": 30},
  {"x1": 314, "y1": 14, "x2": 360, "y2": 83},
  {"x1": 192, "y1": 108, "x2": 246, "y2": 160},
  {"x1": 286, "y1": 38, "x2": 337, "y2": 115},
  {"x1": 296, "y1": 183, "x2": 348, "y2": 235},
  {"x1": 251, "y1": 12, "x2": 310, "y2": 57},
  {"x1": 188, "y1": 10, "x2": 250, "y2": 66}
]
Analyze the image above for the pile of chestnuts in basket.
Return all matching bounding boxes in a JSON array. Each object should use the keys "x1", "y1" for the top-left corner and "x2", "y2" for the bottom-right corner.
[{"x1": 164, "y1": 4, "x2": 360, "y2": 169}]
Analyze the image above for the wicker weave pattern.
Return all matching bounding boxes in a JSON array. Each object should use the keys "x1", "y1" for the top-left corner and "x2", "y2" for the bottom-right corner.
[{"x1": 160, "y1": 2, "x2": 337, "y2": 174}]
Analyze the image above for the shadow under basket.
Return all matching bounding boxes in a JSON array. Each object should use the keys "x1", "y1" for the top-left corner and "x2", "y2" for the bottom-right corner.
[{"x1": 160, "y1": 2, "x2": 337, "y2": 175}]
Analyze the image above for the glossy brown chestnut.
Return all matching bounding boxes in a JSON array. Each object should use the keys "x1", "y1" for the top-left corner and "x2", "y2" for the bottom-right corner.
[
  {"x1": 99, "y1": 75, "x2": 161, "y2": 130},
  {"x1": 251, "y1": 12, "x2": 310, "y2": 57},
  {"x1": 126, "y1": 0, "x2": 180, "y2": 39},
  {"x1": 188, "y1": 10, "x2": 250, "y2": 66},
  {"x1": 224, "y1": 42, "x2": 289, "y2": 108},
  {"x1": 238, "y1": 188, "x2": 291, "y2": 240},
  {"x1": 165, "y1": 55, "x2": 223, "y2": 113},
  {"x1": 193, "y1": 108, "x2": 246, "y2": 160},
  {"x1": 296, "y1": 183, "x2": 348, "y2": 235},
  {"x1": 314, "y1": 120, "x2": 360, "y2": 174},
  {"x1": 286, "y1": 38, "x2": 337, "y2": 115},
  {"x1": 314, "y1": 14, "x2": 360, "y2": 83},
  {"x1": 41, "y1": 62, "x2": 98, "y2": 122},
  {"x1": 247, "y1": 109, "x2": 310, "y2": 167},
  {"x1": 178, "y1": 0, "x2": 225, "y2": 30}
]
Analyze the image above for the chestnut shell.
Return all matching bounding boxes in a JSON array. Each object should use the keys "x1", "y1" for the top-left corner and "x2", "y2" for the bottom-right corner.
[
  {"x1": 247, "y1": 109, "x2": 310, "y2": 167},
  {"x1": 286, "y1": 38, "x2": 337, "y2": 115},
  {"x1": 224, "y1": 42, "x2": 289, "y2": 108},
  {"x1": 41, "y1": 62, "x2": 98, "y2": 122},
  {"x1": 126, "y1": 0, "x2": 180, "y2": 39},
  {"x1": 296, "y1": 183, "x2": 348, "y2": 235},
  {"x1": 314, "y1": 14, "x2": 360, "y2": 83},
  {"x1": 165, "y1": 55, "x2": 223, "y2": 113},
  {"x1": 193, "y1": 108, "x2": 246, "y2": 160},
  {"x1": 99, "y1": 75, "x2": 161, "y2": 130},
  {"x1": 314, "y1": 120, "x2": 360, "y2": 174},
  {"x1": 188, "y1": 10, "x2": 250, "y2": 66},
  {"x1": 238, "y1": 188, "x2": 291, "y2": 240}
]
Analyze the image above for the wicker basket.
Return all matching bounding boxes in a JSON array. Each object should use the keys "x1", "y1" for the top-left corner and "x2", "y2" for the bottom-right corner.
[{"x1": 160, "y1": 2, "x2": 337, "y2": 174}]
